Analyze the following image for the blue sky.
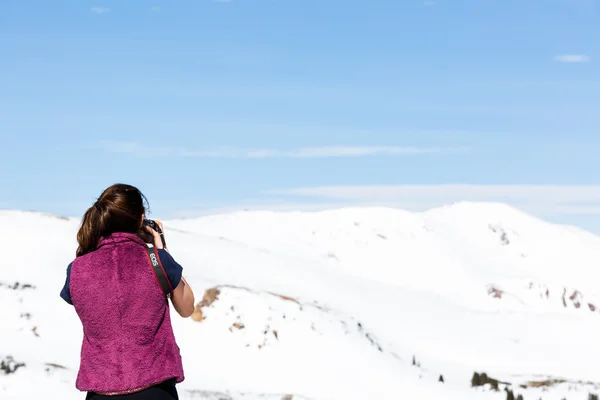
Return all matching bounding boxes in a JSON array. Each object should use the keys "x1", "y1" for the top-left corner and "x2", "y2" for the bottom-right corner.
[{"x1": 1, "y1": 0, "x2": 599, "y2": 231}]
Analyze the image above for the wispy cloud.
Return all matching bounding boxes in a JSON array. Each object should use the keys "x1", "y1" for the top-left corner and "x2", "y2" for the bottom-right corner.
[
  {"x1": 100, "y1": 141, "x2": 468, "y2": 158},
  {"x1": 90, "y1": 7, "x2": 110, "y2": 14},
  {"x1": 182, "y1": 146, "x2": 460, "y2": 158},
  {"x1": 264, "y1": 184, "x2": 600, "y2": 216},
  {"x1": 554, "y1": 54, "x2": 590, "y2": 63},
  {"x1": 167, "y1": 201, "x2": 368, "y2": 219},
  {"x1": 151, "y1": 5, "x2": 161, "y2": 12},
  {"x1": 101, "y1": 141, "x2": 165, "y2": 157}
]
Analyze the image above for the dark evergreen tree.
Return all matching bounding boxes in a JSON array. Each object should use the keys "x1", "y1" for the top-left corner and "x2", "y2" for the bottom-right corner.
[
  {"x1": 471, "y1": 372, "x2": 481, "y2": 387},
  {"x1": 490, "y1": 379, "x2": 499, "y2": 391},
  {"x1": 481, "y1": 372, "x2": 489, "y2": 383}
]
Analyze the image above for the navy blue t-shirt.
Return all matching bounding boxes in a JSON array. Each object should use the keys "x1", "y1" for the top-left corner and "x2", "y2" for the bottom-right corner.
[{"x1": 60, "y1": 248, "x2": 183, "y2": 305}]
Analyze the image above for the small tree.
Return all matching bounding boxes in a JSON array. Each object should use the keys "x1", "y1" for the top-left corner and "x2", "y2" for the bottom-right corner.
[
  {"x1": 481, "y1": 372, "x2": 489, "y2": 383},
  {"x1": 505, "y1": 389, "x2": 515, "y2": 400},
  {"x1": 589, "y1": 393, "x2": 599, "y2": 400},
  {"x1": 0, "y1": 356, "x2": 25, "y2": 375},
  {"x1": 438, "y1": 374, "x2": 444, "y2": 383},
  {"x1": 516, "y1": 395, "x2": 524, "y2": 400},
  {"x1": 490, "y1": 379, "x2": 499, "y2": 391},
  {"x1": 471, "y1": 372, "x2": 481, "y2": 387}
]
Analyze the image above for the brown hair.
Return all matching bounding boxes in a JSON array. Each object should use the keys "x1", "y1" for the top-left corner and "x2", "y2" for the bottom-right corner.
[{"x1": 76, "y1": 183, "x2": 153, "y2": 257}]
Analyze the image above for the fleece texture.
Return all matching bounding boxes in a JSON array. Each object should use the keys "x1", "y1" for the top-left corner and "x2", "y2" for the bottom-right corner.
[{"x1": 69, "y1": 232, "x2": 185, "y2": 394}]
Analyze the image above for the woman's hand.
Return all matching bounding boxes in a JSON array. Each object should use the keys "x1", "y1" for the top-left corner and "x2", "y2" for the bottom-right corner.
[{"x1": 144, "y1": 219, "x2": 166, "y2": 250}]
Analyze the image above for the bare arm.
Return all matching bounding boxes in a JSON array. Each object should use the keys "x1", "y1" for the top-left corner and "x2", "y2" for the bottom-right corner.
[
  {"x1": 145, "y1": 219, "x2": 195, "y2": 318},
  {"x1": 170, "y1": 276, "x2": 195, "y2": 318}
]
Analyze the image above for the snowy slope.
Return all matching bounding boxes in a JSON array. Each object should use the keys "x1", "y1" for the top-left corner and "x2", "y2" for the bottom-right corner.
[{"x1": 1, "y1": 202, "x2": 600, "y2": 400}]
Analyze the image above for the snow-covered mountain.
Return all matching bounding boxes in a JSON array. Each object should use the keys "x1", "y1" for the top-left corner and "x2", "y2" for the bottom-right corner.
[{"x1": 2, "y1": 202, "x2": 600, "y2": 400}]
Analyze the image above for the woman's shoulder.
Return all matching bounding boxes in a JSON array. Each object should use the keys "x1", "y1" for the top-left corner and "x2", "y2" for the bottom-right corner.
[
  {"x1": 156, "y1": 249, "x2": 183, "y2": 290},
  {"x1": 59, "y1": 261, "x2": 74, "y2": 305}
]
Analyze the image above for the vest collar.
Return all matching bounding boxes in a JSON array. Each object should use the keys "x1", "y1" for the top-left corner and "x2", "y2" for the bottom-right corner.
[{"x1": 97, "y1": 232, "x2": 147, "y2": 248}]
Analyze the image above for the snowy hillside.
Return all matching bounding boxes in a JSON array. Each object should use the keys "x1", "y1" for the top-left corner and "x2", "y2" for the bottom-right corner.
[{"x1": 2, "y1": 202, "x2": 600, "y2": 400}]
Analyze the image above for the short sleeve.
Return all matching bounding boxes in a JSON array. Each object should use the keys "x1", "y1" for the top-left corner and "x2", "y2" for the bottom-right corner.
[
  {"x1": 60, "y1": 262, "x2": 73, "y2": 305},
  {"x1": 157, "y1": 249, "x2": 183, "y2": 290}
]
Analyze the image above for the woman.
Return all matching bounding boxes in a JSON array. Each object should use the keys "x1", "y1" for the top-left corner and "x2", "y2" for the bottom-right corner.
[{"x1": 60, "y1": 184, "x2": 195, "y2": 399}]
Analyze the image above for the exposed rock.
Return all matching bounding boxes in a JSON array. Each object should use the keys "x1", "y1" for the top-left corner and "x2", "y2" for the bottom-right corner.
[
  {"x1": 0, "y1": 281, "x2": 36, "y2": 290},
  {"x1": 487, "y1": 285, "x2": 503, "y2": 299},
  {"x1": 229, "y1": 322, "x2": 245, "y2": 332},
  {"x1": 192, "y1": 287, "x2": 221, "y2": 322},
  {"x1": 268, "y1": 292, "x2": 300, "y2": 304}
]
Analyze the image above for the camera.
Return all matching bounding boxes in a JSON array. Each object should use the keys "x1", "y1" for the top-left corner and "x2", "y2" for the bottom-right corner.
[
  {"x1": 143, "y1": 219, "x2": 166, "y2": 247},
  {"x1": 143, "y1": 219, "x2": 162, "y2": 234}
]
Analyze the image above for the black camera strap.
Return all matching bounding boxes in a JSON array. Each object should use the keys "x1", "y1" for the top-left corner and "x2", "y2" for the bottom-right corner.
[
  {"x1": 154, "y1": 225, "x2": 167, "y2": 248},
  {"x1": 144, "y1": 244, "x2": 173, "y2": 298}
]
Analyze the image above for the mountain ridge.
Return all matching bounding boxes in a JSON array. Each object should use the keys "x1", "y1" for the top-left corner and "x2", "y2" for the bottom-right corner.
[
  {"x1": 1, "y1": 202, "x2": 600, "y2": 399},
  {"x1": 2, "y1": 200, "x2": 596, "y2": 236}
]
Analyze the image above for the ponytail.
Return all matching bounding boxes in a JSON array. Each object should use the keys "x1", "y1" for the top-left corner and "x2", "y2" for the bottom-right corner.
[{"x1": 76, "y1": 203, "x2": 106, "y2": 257}]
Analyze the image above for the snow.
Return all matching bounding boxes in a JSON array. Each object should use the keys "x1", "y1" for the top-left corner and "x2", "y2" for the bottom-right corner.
[{"x1": 1, "y1": 203, "x2": 600, "y2": 399}]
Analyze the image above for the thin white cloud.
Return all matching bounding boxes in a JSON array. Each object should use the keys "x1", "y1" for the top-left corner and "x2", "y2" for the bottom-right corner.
[
  {"x1": 167, "y1": 201, "x2": 358, "y2": 219},
  {"x1": 554, "y1": 54, "x2": 590, "y2": 63},
  {"x1": 100, "y1": 141, "x2": 169, "y2": 157},
  {"x1": 183, "y1": 146, "x2": 458, "y2": 158},
  {"x1": 151, "y1": 5, "x2": 161, "y2": 12},
  {"x1": 100, "y1": 141, "x2": 467, "y2": 158},
  {"x1": 264, "y1": 184, "x2": 600, "y2": 216},
  {"x1": 90, "y1": 7, "x2": 110, "y2": 14}
]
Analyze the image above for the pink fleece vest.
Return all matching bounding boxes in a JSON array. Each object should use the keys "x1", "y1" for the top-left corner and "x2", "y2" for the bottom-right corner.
[{"x1": 69, "y1": 232, "x2": 185, "y2": 394}]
